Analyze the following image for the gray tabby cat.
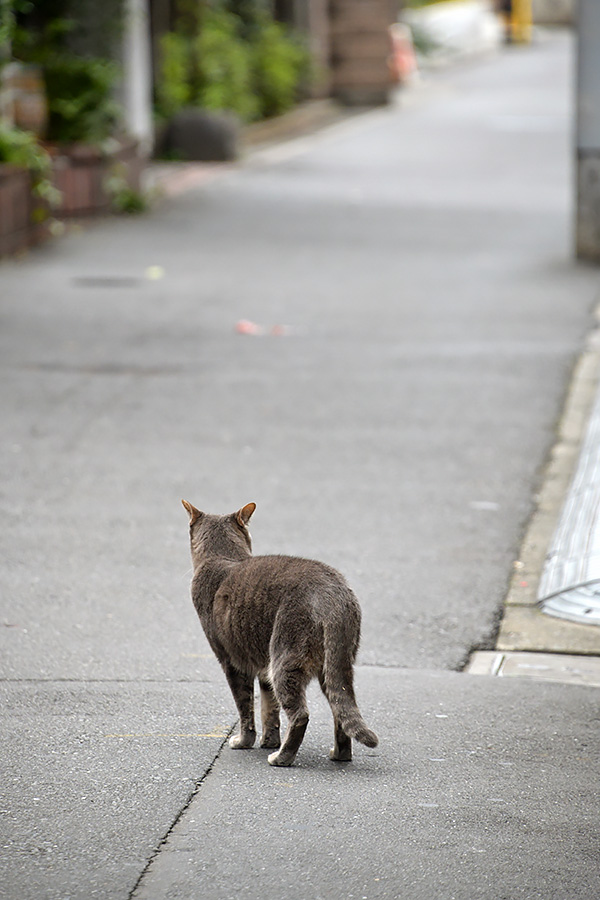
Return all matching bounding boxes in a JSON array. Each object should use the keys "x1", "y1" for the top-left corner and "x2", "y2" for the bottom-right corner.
[{"x1": 182, "y1": 500, "x2": 378, "y2": 767}]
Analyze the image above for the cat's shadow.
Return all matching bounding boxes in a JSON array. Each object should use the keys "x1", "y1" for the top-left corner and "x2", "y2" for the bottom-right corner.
[{"x1": 233, "y1": 741, "x2": 390, "y2": 778}]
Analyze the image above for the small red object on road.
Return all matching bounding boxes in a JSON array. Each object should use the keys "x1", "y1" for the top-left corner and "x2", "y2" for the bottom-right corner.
[{"x1": 235, "y1": 319, "x2": 263, "y2": 336}]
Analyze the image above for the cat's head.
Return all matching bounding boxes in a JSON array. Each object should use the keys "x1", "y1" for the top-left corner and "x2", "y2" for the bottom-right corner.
[{"x1": 182, "y1": 500, "x2": 256, "y2": 566}]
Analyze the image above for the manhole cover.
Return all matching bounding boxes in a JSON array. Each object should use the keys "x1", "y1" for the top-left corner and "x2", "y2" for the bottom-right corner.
[{"x1": 72, "y1": 276, "x2": 140, "y2": 288}]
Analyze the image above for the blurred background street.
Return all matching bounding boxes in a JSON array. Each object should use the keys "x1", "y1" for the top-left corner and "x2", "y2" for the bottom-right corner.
[{"x1": 1, "y1": 2, "x2": 600, "y2": 898}]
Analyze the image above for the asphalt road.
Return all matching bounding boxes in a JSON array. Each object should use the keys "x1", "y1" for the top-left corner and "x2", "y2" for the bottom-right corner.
[{"x1": 1, "y1": 30, "x2": 599, "y2": 900}]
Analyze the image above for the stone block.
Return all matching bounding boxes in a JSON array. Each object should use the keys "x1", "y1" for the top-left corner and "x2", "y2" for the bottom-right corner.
[
  {"x1": 332, "y1": 59, "x2": 392, "y2": 87},
  {"x1": 331, "y1": 32, "x2": 392, "y2": 62},
  {"x1": 163, "y1": 109, "x2": 240, "y2": 162},
  {"x1": 330, "y1": 0, "x2": 394, "y2": 33},
  {"x1": 329, "y1": 0, "x2": 394, "y2": 105}
]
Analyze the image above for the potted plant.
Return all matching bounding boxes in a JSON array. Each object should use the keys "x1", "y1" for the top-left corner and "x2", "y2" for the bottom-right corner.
[
  {"x1": 41, "y1": 54, "x2": 143, "y2": 216},
  {"x1": 10, "y1": 1, "x2": 144, "y2": 216}
]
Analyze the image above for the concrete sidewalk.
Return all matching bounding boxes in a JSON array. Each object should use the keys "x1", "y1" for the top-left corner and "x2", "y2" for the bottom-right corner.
[
  {"x1": 2, "y1": 29, "x2": 600, "y2": 900},
  {"x1": 133, "y1": 669, "x2": 599, "y2": 900}
]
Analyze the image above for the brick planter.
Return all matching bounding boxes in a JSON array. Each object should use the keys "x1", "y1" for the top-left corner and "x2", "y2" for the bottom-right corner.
[
  {"x1": 48, "y1": 137, "x2": 143, "y2": 217},
  {"x1": 0, "y1": 165, "x2": 48, "y2": 258},
  {"x1": 0, "y1": 138, "x2": 144, "y2": 259}
]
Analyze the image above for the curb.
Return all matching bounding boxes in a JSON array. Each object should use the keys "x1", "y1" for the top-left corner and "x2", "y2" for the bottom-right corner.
[
  {"x1": 467, "y1": 650, "x2": 600, "y2": 687},
  {"x1": 143, "y1": 99, "x2": 364, "y2": 201},
  {"x1": 468, "y1": 307, "x2": 600, "y2": 681},
  {"x1": 241, "y1": 99, "x2": 357, "y2": 150},
  {"x1": 497, "y1": 309, "x2": 600, "y2": 656}
]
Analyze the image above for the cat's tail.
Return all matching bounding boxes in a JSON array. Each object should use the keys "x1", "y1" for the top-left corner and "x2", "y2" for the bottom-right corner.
[{"x1": 322, "y1": 624, "x2": 379, "y2": 749}]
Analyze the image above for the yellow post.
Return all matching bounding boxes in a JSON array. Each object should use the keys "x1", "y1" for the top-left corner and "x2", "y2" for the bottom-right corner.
[{"x1": 511, "y1": 0, "x2": 533, "y2": 44}]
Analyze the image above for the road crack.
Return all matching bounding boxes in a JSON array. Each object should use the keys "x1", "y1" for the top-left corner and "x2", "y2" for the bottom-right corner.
[{"x1": 127, "y1": 722, "x2": 236, "y2": 899}]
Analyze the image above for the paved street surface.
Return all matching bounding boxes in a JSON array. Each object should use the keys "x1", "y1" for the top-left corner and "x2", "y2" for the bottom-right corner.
[{"x1": 1, "y1": 31, "x2": 599, "y2": 900}]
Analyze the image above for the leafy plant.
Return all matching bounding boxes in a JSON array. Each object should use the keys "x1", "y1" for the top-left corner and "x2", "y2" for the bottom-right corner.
[
  {"x1": 0, "y1": 120, "x2": 47, "y2": 175},
  {"x1": 104, "y1": 160, "x2": 147, "y2": 214},
  {"x1": 11, "y1": 0, "x2": 124, "y2": 60},
  {"x1": 251, "y1": 17, "x2": 310, "y2": 118},
  {"x1": 0, "y1": 0, "x2": 32, "y2": 62},
  {"x1": 0, "y1": 120, "x2": 61, "y2": 217},
  {"x1": 194, "y1": 7, "x2": 258, "y2": 121},
  {"x1": 156, "y1": 3, "x2": 311, "y2": 125},
  {"x1": 111, "y1": 186, "x2": 146, "y2": 214},
  {"x1": 43, "y1": 55, "x2": 121, "y2": 144},
  {"x1": 11, "y1": 1, "x2": 124, "y2": 144},
  {"x1": 157, "y1": 31, "x2": 192, "y2": 118},
  {"x1": 157, "y1": 9, "x2": 257, "y2": 123}
]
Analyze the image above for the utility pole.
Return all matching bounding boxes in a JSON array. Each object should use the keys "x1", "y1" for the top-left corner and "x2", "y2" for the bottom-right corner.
[
  {"x1": 122, "y1": 0, "x2": 154, "y2": 153},
  {"x1": 576, "y1": 0, "x2": 600, "y2": 261}
]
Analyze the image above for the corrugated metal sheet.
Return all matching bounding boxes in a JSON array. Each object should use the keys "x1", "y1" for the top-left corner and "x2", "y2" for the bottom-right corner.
[{"x1": 538, "y1": 380, "x2": 600, "y2": 625}]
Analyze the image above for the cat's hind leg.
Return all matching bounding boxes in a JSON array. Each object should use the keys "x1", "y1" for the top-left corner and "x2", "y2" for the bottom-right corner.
[
  {"x1": 223, "y1": 662, "x2": 256, "y2": 749},
  {"x1": 267, "y1": 664, "x2": 309, "y2": 767},
  {"x1": 318, "y1": 674, "x2": 352, "y2": 761},
  {"x1": 258, "y1": 677, "x2": 281, "y2": 749},
  {"x1": 330, "y1": 716, "x2": 352, "y2": 761}
]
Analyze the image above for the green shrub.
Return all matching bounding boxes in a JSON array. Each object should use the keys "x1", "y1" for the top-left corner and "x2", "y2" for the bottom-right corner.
[
  {"x1": 157, "y1": 31, "x2": 193, "y2": 118},
  {"x1": 0, "y1": 0, "x2": 31, "y2": 62},
  {"x1": 11, "y1": 0, "x2": 125, "y2": 61},
  {"x1": 195, "y1": 7, "x2": 258, "y2": 121},
  {"x1": 104, "y1": 162, "x2": 147, "y2": 214},
  {"x1": 158, "y1": 9, "x2": 258, "y2": 123},
  {"x1": 156, "y1": 4, "x2": 311, "y2": 125},
  {"x1": 11, "y1": 3, "x2": 124, "y2": 144},
  {"x1": 43, "y1": 55, "x2": 121, "y2": 144},
  {"x1": 251, "y1": 17, "x2": 310, "y2": 118},
  {"x1": 0, "y1": 120, "x2": 48, "y2": 175}
]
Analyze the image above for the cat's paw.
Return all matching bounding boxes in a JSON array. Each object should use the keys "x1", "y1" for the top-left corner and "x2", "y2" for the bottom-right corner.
[
  {"x1": 229, "y1": 732, "x2": 256, "y2": 750},
  {"x1": 260, "y1": 730, "x2": 281, "y2": 750},
  {"x1": 267, "y1": 750, "x2": 293, "y2": 767},
  {"x1": 330, "y1": 746, "x2": 352, "y2": 762}
]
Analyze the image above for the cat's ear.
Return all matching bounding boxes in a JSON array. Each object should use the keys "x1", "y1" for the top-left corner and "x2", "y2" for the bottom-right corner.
[
  {"x1": 236, "y1": 502, "x2": 256, "y2": 528},
  {"x1": 182, "y1": 499, "x2": 203, "y2": 525}
]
